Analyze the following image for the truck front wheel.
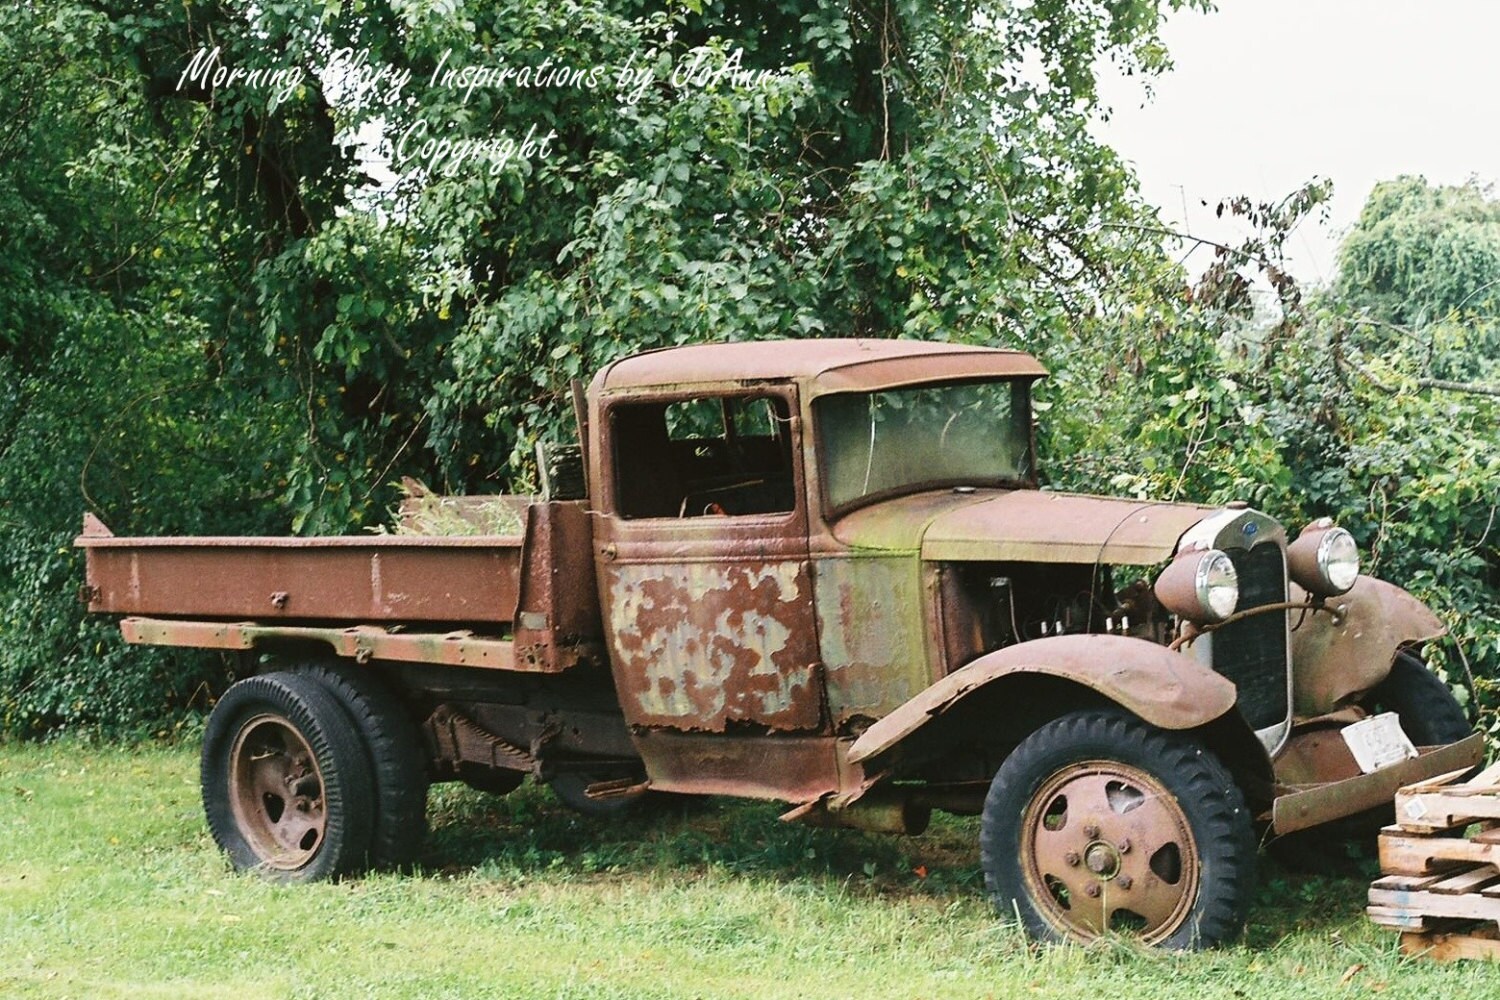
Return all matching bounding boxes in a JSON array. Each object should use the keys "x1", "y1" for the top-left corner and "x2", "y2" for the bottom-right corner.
[
  {"x1": 1369, "y1": 651, "x2": 1472, "y2": 746},
  {"x1": 980, "y1": 709, "x2": 1256, "y2": 949},
  {"x1": 202, "y1": 673, "x2": 375, "y2": 882}
]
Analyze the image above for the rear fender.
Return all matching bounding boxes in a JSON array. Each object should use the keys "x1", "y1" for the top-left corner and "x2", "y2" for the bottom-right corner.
[
  {"x1": 846, "y1": 634, "x2": 1238, "y2": 767},
  {"x1": 1291, "y1": 575, "x2": 1446, "y2": 717}
]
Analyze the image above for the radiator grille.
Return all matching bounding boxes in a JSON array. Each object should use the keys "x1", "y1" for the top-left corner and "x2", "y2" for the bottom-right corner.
[{"x1": 1214, "y1": 544, "x2": 1290, "y2": 730}]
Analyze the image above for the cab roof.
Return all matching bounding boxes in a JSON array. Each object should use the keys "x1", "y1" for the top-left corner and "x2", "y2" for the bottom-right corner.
[{"x1": 596, "y1": 338, "x2": 1049, "y2": 394}]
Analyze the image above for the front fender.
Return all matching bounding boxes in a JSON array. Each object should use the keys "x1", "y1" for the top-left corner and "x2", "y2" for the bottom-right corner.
[
  {"x1": 846, "y1": 634, "x2": 1238, "y2": 766},
  {"x1": 1291, "y1": 575, "x2": 1446, "y2": 717}
]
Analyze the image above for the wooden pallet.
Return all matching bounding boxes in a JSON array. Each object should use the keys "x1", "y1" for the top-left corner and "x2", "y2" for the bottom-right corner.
[
  {"x1": 1369, "y1": 762, "x2": 1500, "y2": 961},
  {"x1": 1393, "y1": 762, "x2": 1500, "y2": 830},
  {"x1": 1379, "y1": 822, "x2": 1500, "y2": 876},
  {"x1": 1398, "y1": 926, "x2": 1500, "y2": 962}
]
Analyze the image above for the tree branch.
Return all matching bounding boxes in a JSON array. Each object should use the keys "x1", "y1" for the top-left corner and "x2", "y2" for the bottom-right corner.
[
  {"x1": 1338, "y1": 353, "x2": 1500, "y2": 399},
  {"x1": 1416, "y1": 377, "x2": 1500, "y2": 398}
]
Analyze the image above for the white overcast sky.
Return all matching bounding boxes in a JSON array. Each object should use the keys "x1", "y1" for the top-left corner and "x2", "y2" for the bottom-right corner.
[{"x1": 1091, "y1": 0, "x2": 1500, "y2": 286}]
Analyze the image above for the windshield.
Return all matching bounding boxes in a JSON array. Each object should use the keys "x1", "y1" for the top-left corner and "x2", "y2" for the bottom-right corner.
[{"x1": 817, "y1": 379, "x2": 1033, "y2": 511}]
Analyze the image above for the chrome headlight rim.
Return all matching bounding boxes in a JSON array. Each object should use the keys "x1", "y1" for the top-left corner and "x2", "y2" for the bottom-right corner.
[
  {"x1": 1288, "y1": 518, "x2": 1360, "y2": 597},
  {"x1": 1316, "y1": 526, "x2": 1360, "y2": 593},
  {"x1": 1154, "y1": 547, "x2": 1241, "y2": 625},
  {"x1": 1195, "y1": 549, "x2": 1241, "y2": 621}
]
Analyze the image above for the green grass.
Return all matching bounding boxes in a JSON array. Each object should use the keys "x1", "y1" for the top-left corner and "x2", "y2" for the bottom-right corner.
[{"x1": 2, "y1": 740, "x2": 1496, "y2": 998}]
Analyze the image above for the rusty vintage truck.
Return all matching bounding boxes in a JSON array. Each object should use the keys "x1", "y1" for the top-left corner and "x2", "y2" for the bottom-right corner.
[{"x1": 77, "y1": 338, "x2": 1482, "y2": 948}]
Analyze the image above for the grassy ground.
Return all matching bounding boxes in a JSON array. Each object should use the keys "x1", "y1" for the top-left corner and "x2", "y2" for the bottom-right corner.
[{"x1": 1, "y1": 739, "x2": 1495, "y2": 999}]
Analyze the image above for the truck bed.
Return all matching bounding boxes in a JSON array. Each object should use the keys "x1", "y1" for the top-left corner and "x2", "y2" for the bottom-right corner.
[
  {"x1": 79, "y1": 521, "x2": 523, "y2": 624},
  {"x1": 76, "y1": 501, "x2": 602, "y2": 672}
]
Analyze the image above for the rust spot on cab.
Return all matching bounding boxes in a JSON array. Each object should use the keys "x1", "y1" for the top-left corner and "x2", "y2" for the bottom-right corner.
[{"x1": 606, "y1": 561, "x2": 821, "y2": 731}]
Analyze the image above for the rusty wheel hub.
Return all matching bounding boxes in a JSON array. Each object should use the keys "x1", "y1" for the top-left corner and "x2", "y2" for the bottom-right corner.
[
  {"x1": 1084, "y1": 842, "x2": 1121, "y2": 878},
  {"x1": 1020, "y1": 760, "x2": 1198, "y2": 943},
  {"x1": 228, "y1": 714, "x2": 328, "y2": 870}
]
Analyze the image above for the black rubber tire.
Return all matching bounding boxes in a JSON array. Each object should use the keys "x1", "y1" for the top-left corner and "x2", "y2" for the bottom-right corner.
[
  {"x1": 201, "y1": 672, "x2": 375, "y2": 882},
  {"x1": 293, "y1": 663, "x2": 430, "y2": 869},
  {"x1": 460, "y1": 765, "x2": 526, "y2": 796},
  {"x1": 980, "y1": 709, "x2": 1256, "y2": 950},
  {"x1": 1369, "y1": 651, "x2": 1473, "y2": 746}
]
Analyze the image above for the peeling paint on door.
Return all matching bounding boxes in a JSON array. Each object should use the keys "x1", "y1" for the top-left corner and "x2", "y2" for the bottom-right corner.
[{"x1": 605, "y1": 560, "x2": 822, "y2": 731}]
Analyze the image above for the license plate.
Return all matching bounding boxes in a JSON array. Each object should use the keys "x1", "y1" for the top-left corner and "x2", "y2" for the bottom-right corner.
[{"x1": 1342, "y1": 712, "x2": 1418, "y2": 774}]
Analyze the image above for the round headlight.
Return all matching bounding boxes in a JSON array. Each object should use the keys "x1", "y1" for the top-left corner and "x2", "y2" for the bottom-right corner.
[
  {"x1": 1318, "y1": 527, "x2": 1360, "y2": 592},
  {"x1": 1154, "y1": 548, "x2": 1240, "y2": 624},
  {"x1": 1288, "y1": 519, "x2": 1360, "y2": 597}
]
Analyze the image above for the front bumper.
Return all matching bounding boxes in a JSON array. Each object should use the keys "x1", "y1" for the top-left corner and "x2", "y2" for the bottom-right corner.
[{"x1": 1269, "y1": 732, "x2": 1485, "y2": 834}]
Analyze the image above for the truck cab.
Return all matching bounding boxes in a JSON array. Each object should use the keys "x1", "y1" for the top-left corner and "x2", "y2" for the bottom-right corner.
[{"x1": 589, "y1": 341, "x2": 1045, "y2": 800}]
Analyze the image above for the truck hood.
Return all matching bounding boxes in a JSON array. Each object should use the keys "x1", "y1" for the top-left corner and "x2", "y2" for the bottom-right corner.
[
  {"x1": 833, "y1": 489, "x2": 1214, "y2": 565},
  {"x1": 923, "y1": 491, "x2": 1213, "y2": 564}
]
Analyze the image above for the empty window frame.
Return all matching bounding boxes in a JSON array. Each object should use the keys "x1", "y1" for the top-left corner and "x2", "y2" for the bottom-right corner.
[{"x1": 611, "y1": 394, "x2": 796, "y2": 518}]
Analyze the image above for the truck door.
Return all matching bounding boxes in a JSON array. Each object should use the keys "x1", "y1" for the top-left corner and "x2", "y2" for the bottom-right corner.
[{"x1": 594, "y1": 385, "x2": 824, "y2": 737}]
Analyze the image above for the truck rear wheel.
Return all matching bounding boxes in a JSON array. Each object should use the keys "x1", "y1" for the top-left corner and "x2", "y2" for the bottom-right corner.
[
  {"x1": 980, "y1": 709, "x2": 1256, "y2": 949},
  {"x1": 293, "y1": 663, "x2": 430, "y2": 869},
  {"x1": 202, "y1": 672, "x2": 375, "y2": 882}
]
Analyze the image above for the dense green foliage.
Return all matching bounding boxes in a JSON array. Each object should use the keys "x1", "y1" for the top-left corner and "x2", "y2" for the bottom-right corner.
[
  {"x1": 1338, "y1": 176, "x2": 1500, "y2": 373},
  {"x1": 0, "y1": 1, "x2": 1495, "y2": 736},
  {"x1": 1324, "y1": 178, "x2": 1500, "y2": 718},
  {"x1": 0, "y1": 4, "x2": 295, "y2": 734}
]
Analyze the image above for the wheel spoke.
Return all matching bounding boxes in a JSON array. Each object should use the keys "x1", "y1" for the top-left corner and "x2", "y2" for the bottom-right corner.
[
  {"x1": 271, "y1": 801, "x2": 324, "y2": 855},
  {"x1": 1121, "y1": 855, "x2": 1187, "y2": 927},
  {"x1": 1065, "y1": 771, "x2": 1115, "y2": 819},
  {"x1": 1029, "y1": 817, "x2": 1074, "y2": 865},
  {"x1": 247, "y1": 752, "x2": 291, "y2": 802}
]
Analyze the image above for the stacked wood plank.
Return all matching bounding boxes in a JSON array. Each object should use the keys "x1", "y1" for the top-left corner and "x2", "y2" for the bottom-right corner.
[{"x1": 1368, "y1": 762, "x2": 1500, "y2": 961}]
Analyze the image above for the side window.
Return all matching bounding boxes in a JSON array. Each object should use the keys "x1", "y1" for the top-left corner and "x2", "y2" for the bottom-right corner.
[{"x1": 612, "y1": 395, "x2": 796, "y2": 519}]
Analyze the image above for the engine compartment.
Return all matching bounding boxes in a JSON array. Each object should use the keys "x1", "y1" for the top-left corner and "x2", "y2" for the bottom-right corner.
[{"x1": 937, "y1": 561, "x2": 1175, "y2": 673}]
